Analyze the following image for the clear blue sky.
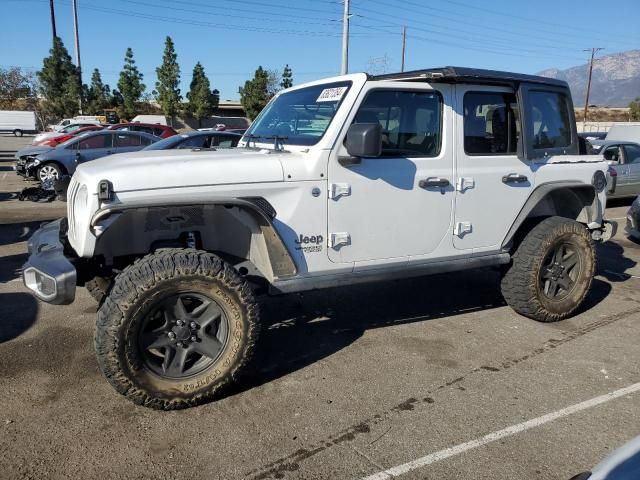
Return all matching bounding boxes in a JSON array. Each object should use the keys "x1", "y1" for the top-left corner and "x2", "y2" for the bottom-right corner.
[{"x1": 2, "y1": 0, "x2": 639, "y2": 101}]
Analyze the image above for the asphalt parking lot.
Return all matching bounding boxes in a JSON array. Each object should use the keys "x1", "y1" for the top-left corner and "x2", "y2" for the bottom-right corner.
[{"x1": 0, "y1": 133, "x2": 639, "y2": 480}]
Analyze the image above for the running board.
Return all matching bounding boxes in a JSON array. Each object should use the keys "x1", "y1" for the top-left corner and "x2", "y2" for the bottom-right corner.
[{"x1": 270, "y1": 253, "x2": 511, "y2": 294}]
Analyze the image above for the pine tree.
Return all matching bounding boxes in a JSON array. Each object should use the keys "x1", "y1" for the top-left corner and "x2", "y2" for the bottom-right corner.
[
  {"x1": 154, "y1": 36, "x2": 181, "y2": 123},
  {"x1": 185, "y1": 62, "x2": 217, "y2": 128},
  {"x1": 280, "y1": 64, "x2": 293, "y2": 89},
  {"x1": 37, "y1": 36, "x2": 81, "y2": 119},
  {"x1": 239, "y1": 66, "x2": 269, "y2": 120},
  {"x1": 85, "y1": 68, "x2": 110, "y2": 115},
  {"x1": 117, "y1": 48, "x2": 145, "y2": 120}
]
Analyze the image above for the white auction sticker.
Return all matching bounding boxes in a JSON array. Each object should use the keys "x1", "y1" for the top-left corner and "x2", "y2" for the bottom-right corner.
[{"x1": 316, "y1": 86, "x2": 348, "y2": 102}]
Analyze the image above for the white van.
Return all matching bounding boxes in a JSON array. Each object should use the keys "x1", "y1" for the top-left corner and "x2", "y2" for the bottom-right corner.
[
  {"x1": 131, "y1": 114, "x2": 168, "y2": 125},
  {"x1": 0, "y1": 110, "x2": 37, "y2": 136},
  {"x1": 48, "y1": 116, "x2": 102, "y2": 131}
]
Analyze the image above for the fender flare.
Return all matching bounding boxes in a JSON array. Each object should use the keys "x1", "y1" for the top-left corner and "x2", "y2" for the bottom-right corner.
[
  {"x1": 90, "y1": 197, "x2": 297, "y2": 278},
  {"x1": 501, "y1": 182, "x2": 598, "y2": 249}
]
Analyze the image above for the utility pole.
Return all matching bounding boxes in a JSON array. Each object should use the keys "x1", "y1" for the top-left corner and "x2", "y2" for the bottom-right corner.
[
  {"x1": 401, "y1": 26, "x2": 407, "y2": 72},
  {"x1": 583, "y1": 47, "x2": 603, "y2": 125},
  {"x1": 341, "y1": 0, "x2": 350, "y2": 75},
  {"x1": 49, "y1": 0, "x2": 57, "y2": 39},
  {"x1": 72, "y1": 0, "x2": 83, "y2": 113}
]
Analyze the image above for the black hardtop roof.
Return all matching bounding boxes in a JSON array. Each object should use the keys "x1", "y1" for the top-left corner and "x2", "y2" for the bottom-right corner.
[{"x1": 371, "y1": 66, "x2": 569, "y2": 88}]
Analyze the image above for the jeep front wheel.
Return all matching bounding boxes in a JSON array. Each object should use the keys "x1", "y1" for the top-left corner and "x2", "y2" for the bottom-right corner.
[
  {"x1": 95, "y1": 249, "x2": 259, "y2": 409},
  {"x1": 501, "y1": 216, "x2": 595, "y2": 322}
]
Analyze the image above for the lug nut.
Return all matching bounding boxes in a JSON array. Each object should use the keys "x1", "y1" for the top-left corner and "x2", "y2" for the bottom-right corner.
[
  {"x1": 167, "y1": 332, "x2": 176, "y2": 340},
  {"x1": 176, "y1": 319, "x2": 184, "y2": 326},
  {"x1": 189, "y1": 322, "x2": 198, "y2": 329},
  {"x1": 177, "y1": 341, "x2": 184, "y2": 348},
  {"x1": 191, "y1": 336, "x2": 198, "y2": 342}
]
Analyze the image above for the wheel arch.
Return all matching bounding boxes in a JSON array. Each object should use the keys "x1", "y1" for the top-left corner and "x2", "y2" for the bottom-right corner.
[
  {"x1": 502, "y1": 182, "x2": 599, "y2": 251},
  {"x1": 91, "y1": 198, "x2": 297, "y2": 282}
]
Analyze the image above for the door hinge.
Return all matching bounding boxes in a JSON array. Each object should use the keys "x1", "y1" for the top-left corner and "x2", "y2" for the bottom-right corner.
[
  {"x1": 453, "y1": 221, "x2": 472, "y2": 237},
  {"x1": 456, "y1": 177, "x2": 475, "y2": 192},
  {"x1": 329, "y1": 232, "x2": 351, "y2": 249},
  {"x1": 329, "y1": 183, "x2": 351, "y2": 200}
]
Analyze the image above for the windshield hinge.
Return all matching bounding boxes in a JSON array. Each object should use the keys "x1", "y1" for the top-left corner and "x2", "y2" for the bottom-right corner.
[{"x1": 329, "y1": 183, "x2": 351, "y2": 200}]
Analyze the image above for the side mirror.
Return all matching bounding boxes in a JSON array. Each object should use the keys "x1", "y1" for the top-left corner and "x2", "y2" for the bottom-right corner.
[
  {"x1": 345, "y1": 123, "x2": 382, "y2": 159},
  {"x1": 75, "y1": 151, "x2": 81, "y2": 163}
]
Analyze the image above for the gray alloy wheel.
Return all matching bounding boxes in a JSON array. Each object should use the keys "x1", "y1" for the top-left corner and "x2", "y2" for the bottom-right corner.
[{"x1": 37, "y1": 163, "x2": 61, "y2": 182}]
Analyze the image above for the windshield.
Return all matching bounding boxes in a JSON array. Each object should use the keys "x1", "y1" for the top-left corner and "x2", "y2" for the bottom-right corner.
[{"x1": 244, "y1": 81, "x2": 352, "y2": 146}]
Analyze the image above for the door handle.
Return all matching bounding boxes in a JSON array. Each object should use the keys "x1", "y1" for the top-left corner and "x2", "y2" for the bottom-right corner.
[
  {"x1": 419, "y1": 178, "x2": 450, "y2": 188},
  {"x1": 502, "y1": 173, "x2": 528, "y2": 184}
]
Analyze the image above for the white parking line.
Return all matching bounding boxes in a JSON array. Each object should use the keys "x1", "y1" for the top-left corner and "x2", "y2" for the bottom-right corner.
[
  {"x1": 361, "y1": 382, "x2": 640, "y2": 480},
  {"x1": 605, "y1": 269, "x2": 640, "y2": 280}
]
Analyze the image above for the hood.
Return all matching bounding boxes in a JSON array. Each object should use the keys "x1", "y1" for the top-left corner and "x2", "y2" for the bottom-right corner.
[
  {"x1": 74, "y1": 148, "x2": 287, "y2": 192},
  {"x1": 15, "y1": 145, "x2": 52, "y2": 159}
]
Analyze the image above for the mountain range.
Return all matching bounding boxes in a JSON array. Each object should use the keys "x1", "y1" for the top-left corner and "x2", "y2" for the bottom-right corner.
[{"x1": 537, "y1": 50, "x2": 640, "y2": 107}]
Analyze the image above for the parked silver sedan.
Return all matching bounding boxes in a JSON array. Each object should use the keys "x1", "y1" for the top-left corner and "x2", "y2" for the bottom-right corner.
[{"x1": 600, "y1": 141, "x2": 640, "y2": 198}]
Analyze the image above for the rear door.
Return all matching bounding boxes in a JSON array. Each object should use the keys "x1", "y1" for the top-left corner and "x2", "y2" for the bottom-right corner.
[
  {"x1": 453, "y1": 86, "x2": 534, "y2": 251},
  {"x1": 114, "y1": 132, "x2": 147, "y2": 153},
  {"x1": 622, "y1": 144, "x2": 640, "y2": 196}
]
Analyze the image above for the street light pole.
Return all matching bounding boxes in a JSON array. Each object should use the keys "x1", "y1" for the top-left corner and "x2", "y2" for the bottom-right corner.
[
  {"x1": 72, "y1": 0, "x2": 83, "y2": 113},
  {"x1": 341, "y1": 0, "x2": 350, "y2": 75}
]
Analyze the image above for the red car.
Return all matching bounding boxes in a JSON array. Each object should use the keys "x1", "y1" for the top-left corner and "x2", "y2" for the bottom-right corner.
[
  {"x1": 107, "y1": 122, "x2": 177, "y2": 139},
  {"x1": 39, "y1": 125, "x2": 104, "y2": 147}
]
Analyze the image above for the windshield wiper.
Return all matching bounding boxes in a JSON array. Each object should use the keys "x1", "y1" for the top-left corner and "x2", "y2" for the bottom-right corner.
[
  {"x1": 243, "y1": 133, "x2": 262, "y2": 149},
  {"x1": 264, "y1": 135, "x2": 288, "y2": 152}
]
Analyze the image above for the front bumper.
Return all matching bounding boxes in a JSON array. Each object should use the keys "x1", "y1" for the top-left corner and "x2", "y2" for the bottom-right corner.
[
  {"x1": 22, "y1": 219, "x2": 77, "y2": 304},
  {"x1": 14, "y1": 160, "x2": 37, "y2": 178}
]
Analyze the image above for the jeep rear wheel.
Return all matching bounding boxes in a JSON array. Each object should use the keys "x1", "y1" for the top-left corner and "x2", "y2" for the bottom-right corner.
[
  {"x1": 501, "y1": 216, "x2": 595, "y2": 322},
  {"x1": 95, "y1": 249, "x2": 259, "y2": 409}
]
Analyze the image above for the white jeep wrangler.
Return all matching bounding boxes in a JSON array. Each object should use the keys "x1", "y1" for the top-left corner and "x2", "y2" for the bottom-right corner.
[{"x1": 23, "y1": 67, "x2": 614, "y2": 409}]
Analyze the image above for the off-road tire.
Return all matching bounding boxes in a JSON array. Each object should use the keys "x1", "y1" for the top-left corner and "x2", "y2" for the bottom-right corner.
[
  {"x1": 85, "y1": 276, "x2": 111, "y2": 304},
  {"x1": 95, "y1": 248, "x2": 259, "y2": 409},
  {"x1": 501, "y1": 216, "x2": 595, "y2": 322}
]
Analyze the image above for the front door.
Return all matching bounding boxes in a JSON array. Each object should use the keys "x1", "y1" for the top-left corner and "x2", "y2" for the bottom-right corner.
[
  {"x1": 76, "y1": 133, "x2": 114, "y2": 163},
  {"x1": 327, "y1": 83, "x2": 454, "y2": 264},
  {"x1": 453, "y1": 86, "x2": 535, "y2": 251}
]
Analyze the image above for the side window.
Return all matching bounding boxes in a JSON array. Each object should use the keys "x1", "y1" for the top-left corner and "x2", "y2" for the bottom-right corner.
[
  {"x1": 463, "y1": 92, "x2": 519, "y2": 155},
  {"x1": 217, "y1": 137, "x2": 237, "y2": 148},
  {"x1": 528, "y1": 91, "x2": 571, "y2": 149},
  {"x1": 623, "y1": 144, "x2": 640, "y2": 164},
  {"x1": 139, "y1": 136, "x2": 153, "y2": 146},
  {"x1": 115, "y1": 134, "x2": 142, "y2": 147},
  {"x1": 137, "y1": 126, "x2": 155, "y2": 135},
  {"x1": 176, "y1": 136, "x2": 210, "y2": 149},
  {"x1": 602, "y1": 145, "x2": 621, "y2": 163},
  {"x1": 353, "y1": 90, "x2": 442, "y2": 157},
  {"x1": 78, "y1": 134, "x2": 111, "y2": 149},
  {"x1": 153, "y1": 127, "x2": 165, "y2": 136}
]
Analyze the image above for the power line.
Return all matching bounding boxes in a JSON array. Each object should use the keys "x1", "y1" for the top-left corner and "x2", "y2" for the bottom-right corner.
[
  {"x1": 358, "y1": 0, "x2": 634, "y2": 52},
  {"x1": 440, "y1": 0, "x2": 640, "y2": 43}
]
